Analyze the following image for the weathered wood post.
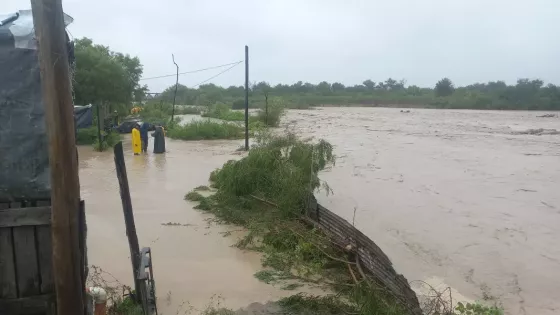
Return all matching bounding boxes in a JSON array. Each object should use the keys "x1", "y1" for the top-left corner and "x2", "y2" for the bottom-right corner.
[
  {"x1": 113, "y1": 142, "x2": 143, "y2": 303},
  {"x1": 30, "y1": 0, "x2": 85, "y2": 314}
]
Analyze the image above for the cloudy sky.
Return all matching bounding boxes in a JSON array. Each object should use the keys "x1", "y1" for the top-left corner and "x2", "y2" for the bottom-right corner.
[{"x1": 4, "y1": 0, "x2": 559, "y2": 92}]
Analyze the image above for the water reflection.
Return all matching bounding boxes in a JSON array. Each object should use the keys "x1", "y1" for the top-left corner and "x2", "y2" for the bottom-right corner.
[{"x1": 153, "y1": 154, "x2": 166, "y2": 170}]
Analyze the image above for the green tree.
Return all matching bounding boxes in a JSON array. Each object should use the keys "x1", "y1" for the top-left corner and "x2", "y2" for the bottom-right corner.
[
  {"x1": 435, "y1": 78, "x2": 455, "y2": 97},
  {"x1": 363, "y1": 79, "x2": 375, "y2": 90},
  {"x1": 316, "y1": 81, "x2": 332, "y2": 95},
  {"x1": 331, "y1": 82, "x2": 345, "y2": 92},
  {"x1": 73, "y1": 38, "x2": 144, "y2": 111}
]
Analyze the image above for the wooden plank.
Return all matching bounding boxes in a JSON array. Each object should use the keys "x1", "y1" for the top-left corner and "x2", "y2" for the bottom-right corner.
[
  {"x1": 0, "y1": 294, "x2": 54, "y2": 315},
  {"x1": 13, "y1": 226, "x2": 41, "y2": 297},
  {"x1": 36, "y1": 225, "x2": 53, "y2": 294},
  {"x1": 0, "y1": 227, "x2": 17, "y2": 298},
  {"x1": 35, "y1": 200, "x2": 54, "y2": 295},
  {"x1": 0, "y1": 207, "x2": 51, "y2": 227}
]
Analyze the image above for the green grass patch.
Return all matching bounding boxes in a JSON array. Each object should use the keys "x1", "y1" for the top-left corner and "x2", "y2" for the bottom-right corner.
[
  {"x1": 202, "y1": 102, "x2": 246, "y2": 121},
  {"x1": 184, "y1": 191, "x2": 205, "y2": 201},
  {"x1": 166, "y1": 120, "x2": 244, "y2": 141},
  {"x1": 194, "y1": 185, "x2": 211, "y2": 191},
  {"x1": 76, "y1": 126, "x2": 121, "y2": 151},
  {"x1": 175, "y1": 106, "x2": 202, "y2": 115},
  {"x1": 108, "y1": 296, "x2": 143, "y2": 315}
]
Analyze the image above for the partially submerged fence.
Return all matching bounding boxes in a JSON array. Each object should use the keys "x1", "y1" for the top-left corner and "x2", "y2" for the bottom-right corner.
[
  {"x1": 0, "y1": 200, "x2": 87, "y2": 315},
  {"x1": 305, "y1": 196, "x2": 422, "y2": 315}
]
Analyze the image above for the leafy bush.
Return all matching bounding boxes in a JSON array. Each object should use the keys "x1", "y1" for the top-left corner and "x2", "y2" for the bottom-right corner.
[
  {"x1": 231, "y1": 99, "x2": 245, "y2": 110},
  {"x1": 256, "y1": 97, "x2": 286, "y2": 127},
  {"x1": 138, "y1": 103, "x2": 171, "y2": 126},
  {"x1": 93, "y1": 131, "x2": 121, "y2": 151},
  {"x1": 76, "y1": 126, "x2": 98, "y2": 145},
  {"x1": 175, "y1": 106, "x2": 202, "y2": 115},
  {"x1": 211, "y1": 132, "x2": 334, "y2": 216},
  {"x1": 76, "y1": 126, "x2": 120, "y2": 151},
  {"x1": 202, "y1": 102, "x2": 245, "y2": 121},
  {"x1": 455, "y1": 302, "x2": 503, "y2": 315},
  {"x1": 166, "y1": 119, "x2": 244, "y2": 141}
]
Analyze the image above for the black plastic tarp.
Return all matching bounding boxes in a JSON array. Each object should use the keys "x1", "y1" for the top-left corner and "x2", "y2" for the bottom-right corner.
[
  {"x1": 74, "y1": 105, "x2": 93, "y2": 129},
  {"x1": 0, "y1": 10, "x2": 73, "y2": 201}
]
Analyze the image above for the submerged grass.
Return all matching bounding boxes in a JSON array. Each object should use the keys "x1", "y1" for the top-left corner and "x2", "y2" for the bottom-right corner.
[{"x1": 166, "y1": 120, "x2": 244, "y2": 141}]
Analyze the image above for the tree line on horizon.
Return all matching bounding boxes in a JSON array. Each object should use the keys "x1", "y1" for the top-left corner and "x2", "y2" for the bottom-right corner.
[
  {"x1": 70, "y1": 37, "x2": 560, "y2": 112},
  {"x1": 156, "y1": 77, "x2": 560, "y2": 111}
]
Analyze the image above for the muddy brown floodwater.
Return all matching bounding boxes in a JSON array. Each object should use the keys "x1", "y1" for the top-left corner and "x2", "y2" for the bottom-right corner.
[
  {"x1": 79, "y1": 135, "x2": 321, "y2": 314},
  {"x1": 80, "y1": 108, "x2": 559, "y2": 315},
  {"x1": 283, "y1": 107, "x2": 560, "y2": 315}
]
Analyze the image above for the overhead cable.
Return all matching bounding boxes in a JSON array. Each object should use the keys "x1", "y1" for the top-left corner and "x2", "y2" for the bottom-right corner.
[{"x1": 140, "y1": 60, "x2": 243, "y2": 81}]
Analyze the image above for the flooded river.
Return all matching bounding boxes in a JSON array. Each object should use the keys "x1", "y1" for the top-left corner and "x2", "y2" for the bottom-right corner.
[
  {"x1": 81, "y1": 108, "x2": 559, "y2": 315},
  {"x1": 283, "y1": 108, "x2": 560, "y2": 315}
]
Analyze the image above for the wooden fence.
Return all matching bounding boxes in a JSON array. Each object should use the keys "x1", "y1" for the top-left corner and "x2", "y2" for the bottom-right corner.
[
  {"x1": 305, "y1": 196, "x2": 422, "y2": 315},
  {"x1": 0, "y1": 200, "x2": 87, "y2": 315}
]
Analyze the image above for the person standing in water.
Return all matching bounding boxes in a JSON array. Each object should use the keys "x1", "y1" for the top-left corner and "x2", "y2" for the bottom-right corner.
[
  {"x1": 140, "y1": 122, "x2": 149, "y2": 153},
  {"x1": 131, "y1": 124, "x2": 142, "y2": 155},
  {"x1": 152, "y1": 125, "x2": 166, "y2": 154}
]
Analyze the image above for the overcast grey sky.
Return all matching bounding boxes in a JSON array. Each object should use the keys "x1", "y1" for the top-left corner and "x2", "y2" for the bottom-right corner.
[{"x1": 4, "y1": 0, "x2": 560, "y2": 92}]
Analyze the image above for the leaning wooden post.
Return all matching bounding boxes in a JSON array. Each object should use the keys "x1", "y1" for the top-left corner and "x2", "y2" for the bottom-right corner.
[
  {"x1": 113, "y1": 142, "x2": 143, "y2": 303},
  {"x1": 30, "y1": 0, "x2": 85, "y2": 314}
]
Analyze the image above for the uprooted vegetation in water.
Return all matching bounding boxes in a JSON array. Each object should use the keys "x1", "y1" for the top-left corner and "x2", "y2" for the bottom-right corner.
[{"x1": 185, "y1": 132, "x2": 504, "y2": 315}]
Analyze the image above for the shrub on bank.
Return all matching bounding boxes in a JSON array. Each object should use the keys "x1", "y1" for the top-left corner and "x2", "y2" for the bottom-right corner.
[
  {"x1": 76, "y1": 126, "x2": 120, "y2": 151},
  {"x1": 166, "y1": 119, "x2": 244, "y2": 141},
  {"x1": 76, "y1": 126, "x2": 98, "y2": 145},
  {"x1": 202, "y1": 102, "x2": 245, "y2": 121},
  {"x1": 256, "y1": 97, "x2": 286, "y2": 127}
]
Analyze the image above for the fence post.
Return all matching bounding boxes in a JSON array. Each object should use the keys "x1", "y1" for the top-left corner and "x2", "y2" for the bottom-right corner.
[{"x1": 113, "y1": 142, "x2": 143, "y2": 303}]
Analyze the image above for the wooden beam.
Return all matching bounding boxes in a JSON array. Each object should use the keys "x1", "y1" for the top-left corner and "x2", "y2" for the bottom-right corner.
[
  {"x1": 30, "y1": 1, "x2": 85, "y2": 314},
  {"x1": 0, "y1": 207, "x2": 51, "y2": 227}
]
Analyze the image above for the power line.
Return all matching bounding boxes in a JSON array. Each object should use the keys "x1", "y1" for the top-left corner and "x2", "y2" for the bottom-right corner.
[
  {"x1": 140, "y1": 61, "x2": 243, "y2": 81},
  {"x1": 189, "y1": 62, "x2": 242, "y2": 88}
]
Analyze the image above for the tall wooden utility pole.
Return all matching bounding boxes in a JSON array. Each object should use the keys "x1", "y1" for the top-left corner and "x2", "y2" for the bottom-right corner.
[
  {"x1": 30, "y1": 1, "x2": 85, "y2": 314},
  {"x1": 244, "y1": 45, "x2": 249, "y2": 150}
]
